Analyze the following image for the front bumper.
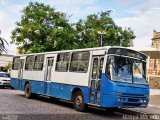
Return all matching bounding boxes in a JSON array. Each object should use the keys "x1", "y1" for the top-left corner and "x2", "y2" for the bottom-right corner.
[
  {"x1": 0, "y1": 82, "x2": 11, "y2": 87},
  {"x1": 102, "y1": 94, "x2": 149, "y2": 108}
]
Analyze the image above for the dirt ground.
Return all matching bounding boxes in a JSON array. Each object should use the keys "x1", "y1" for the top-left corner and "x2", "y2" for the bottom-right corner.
[{"x1": 149, "y1": 95, "x2": 160, "y2": 105}]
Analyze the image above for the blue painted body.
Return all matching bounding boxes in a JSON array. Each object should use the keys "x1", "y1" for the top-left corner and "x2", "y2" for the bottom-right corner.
[
  {"x1": 11, "y1": 73, "x2": 149, "y2": 108},
  {"x1": 100, "y1": 74, "x2": 149, "y2": 108},
  {"x1": 11, "y1": 78, "x2": 90, "y2": 103}
]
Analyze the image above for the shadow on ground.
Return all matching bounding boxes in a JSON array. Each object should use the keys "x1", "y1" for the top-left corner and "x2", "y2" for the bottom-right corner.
[
  {"x1": 16, "y1": 93, "x2": 123, "y2": 119},
  {"x1": 0, "y1": 86, "x2": 13, "y2": 89}
]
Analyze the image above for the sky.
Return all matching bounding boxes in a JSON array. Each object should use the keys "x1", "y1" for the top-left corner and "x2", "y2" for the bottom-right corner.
[{"x1": 0, "y1": 0, "x2": 160, "y2": 55}]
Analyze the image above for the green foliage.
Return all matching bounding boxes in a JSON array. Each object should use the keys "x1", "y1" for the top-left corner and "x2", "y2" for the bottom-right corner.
[
  {"x1": 3, "y1": 62, "x2": 12, "y2": 71},
  {"x1": 74, "y1": 11, "x2": 135, "y2": 48},
  {"x1": 11, "y1": 2, "x2": 75, "y2": 54},
  {"x1": 11, "y1": 2, "x2": 135, "y2": 54}
]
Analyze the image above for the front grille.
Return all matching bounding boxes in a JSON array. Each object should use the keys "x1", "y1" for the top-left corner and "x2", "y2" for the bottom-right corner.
[
  {"x1": 123, "y1": 103, "x2": 140, "y2": 107},
  {"x1": 3, "y1": 83, "x2": 9, "y2": 85},
  {"x1": 122, "y1": 93, "x2": 145, "y2": 98},
  {"x1": 3, "y1": 80, "x2": 10, "y2": 82},
  {"x1": 128, "y1": 98, "x2": 139, "y2": 102}
]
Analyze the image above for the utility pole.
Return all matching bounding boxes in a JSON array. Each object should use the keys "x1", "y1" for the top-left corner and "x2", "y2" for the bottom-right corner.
[{"x1": 97, "y1": 31, "x2": 106, "y2": 47}]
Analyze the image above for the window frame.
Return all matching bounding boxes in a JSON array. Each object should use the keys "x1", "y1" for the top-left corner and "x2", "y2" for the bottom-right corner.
[
  {"x1": 70, "y1": 51, "x2": 90, "y2": 73},
  {"x1": 33, "y1": 54, "x2": 44, "y2": 71},
  {"x1": 105, "y1": 55, "x2": 148, "y2": 85},
  {"x1": 12, "y1": 57, "x2": 20, "y2": 70},
  {"x1": 25, "y1": 55, "x2": 35, "y2": 71},
  {"x1": 55, "y1": 53, "x2": 70, "y2": 72}
]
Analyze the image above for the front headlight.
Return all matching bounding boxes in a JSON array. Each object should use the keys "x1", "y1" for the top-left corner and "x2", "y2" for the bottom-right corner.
[
  {"x1": 140, "y1": 100, "x2": 143, "y2": 103},
  {"x1": 140, "y1": 99, "x2": 147, "y2": 103},
  {"x1": 117, "y1": 98, "x2": 125, "y2": 102}
]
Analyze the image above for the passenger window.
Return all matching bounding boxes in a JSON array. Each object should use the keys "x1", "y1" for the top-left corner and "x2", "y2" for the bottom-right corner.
[
  {"x1": 56, "y1": 53, "x2": 70, "y2": 72},
  {"x1": 48, "y1": 58, "x2": 53, "y2": 66},
  {"x1": 99, "y1": 57, "x2": 104, "y2": 79},
  {"x1": 33, "y1": 55, "x2": 44, "y2": 71},
  {"x1": 25, "y1": 55, "x2": 34, "y2": 70},
  {"x1": 92, "y1": 58, "x2": 98, "y2": 79},
  {"x1": 12, "y1": 57, "x2": 20, "y2": 70},
  {"x1": 70, "y1": 51, "x2": 90, "y2": 72},
  {"x1": 106, "y1": 57, "x2": 111, "y2": 79}
]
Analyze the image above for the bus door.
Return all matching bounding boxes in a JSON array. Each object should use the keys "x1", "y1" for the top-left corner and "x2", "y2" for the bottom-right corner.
[
  {"x1": 44, "y1": 57, "x2": 54, "y2": 94},
  {"x1": 18, "y1": 59, "x2": 24, "y2": 89},
  {"x1": 90, "y1": 56, "x2": 104, "y2": 104}
]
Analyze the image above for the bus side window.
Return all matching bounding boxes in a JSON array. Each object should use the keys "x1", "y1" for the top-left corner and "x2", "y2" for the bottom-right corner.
[
  {"x1": 92, "y1": 58, "x2": 98, "y2": 79},
  {"x1": 25, "y1": 55, "x2": 35, "y2": 70},
  {"x1": 56, "y1": 53, "x2": 70, "y2": 72},
  {"x1": 12, "y1": 57, "x2": 20, "y2": 70},
  {"x1": 106, "y1": 57, "x2": 111, "y2": 79},
  {"x1": 70, "y1": 52, "x2": 90, "y2": 72},
  {"x1": 99, "y1": 57, "x2": 104, "y2": 79},
  {"x1": 33, "y1": 55, "x2": 44, "y2": 71}
]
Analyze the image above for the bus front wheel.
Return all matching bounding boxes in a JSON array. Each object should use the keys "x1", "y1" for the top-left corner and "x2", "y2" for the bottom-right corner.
[
  {"x1": 73, "y1": 91, "x2": 86, "y2": 112},
  {"x1": 25, "y1": 83, "x2": 32, "y2": 99},
  {"x1": 105, "y1": 107, "x2": 118, "y2": 113}
]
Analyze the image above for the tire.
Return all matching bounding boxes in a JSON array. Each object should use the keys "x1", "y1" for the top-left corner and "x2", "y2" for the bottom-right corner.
[
  {"x1": 50, "y1": 97, "x2": 59, "y2": 101},
  {"x1": 105, "y1": 107, "x2": 118, "y2": 113},
  {"x1": 24, "y1": 83, "x2": 33, "y2": 99},
  {"x1": 73, "y1": 91, "x2": 86, "y2": 112},
  {"x1": 10, "y1": 86, "x2": 14, "y2": 89}
]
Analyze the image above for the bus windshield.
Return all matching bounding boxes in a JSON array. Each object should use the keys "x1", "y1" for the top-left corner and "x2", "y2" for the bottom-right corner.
[{"x1": 106, "y1": 56, "x2": 147, "y2": 84}]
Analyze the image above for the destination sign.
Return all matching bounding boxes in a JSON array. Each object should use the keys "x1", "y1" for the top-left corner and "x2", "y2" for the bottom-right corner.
[{"x1": 108, "y1": 48, "x2": 147, "y2": 60}]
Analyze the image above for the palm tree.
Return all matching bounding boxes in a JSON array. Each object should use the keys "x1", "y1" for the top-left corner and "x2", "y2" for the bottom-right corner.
[{"x1": 0, "y1": 30, "x2": 8, "y2": 54}]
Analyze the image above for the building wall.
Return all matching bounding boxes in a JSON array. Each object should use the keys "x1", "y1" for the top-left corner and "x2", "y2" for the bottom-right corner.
[
  {"x1": 152, "y1": 30, "x2": 160, "y2": 49},
  {"x1": 149, "y1": 30, "x2": 160, "y2": 89},
  {"x1": 150, "y1": 30, "x2": 160, "y2": 72},
  {"x1": 0, "y1": 54, "x2": 14, "y2": 72}
]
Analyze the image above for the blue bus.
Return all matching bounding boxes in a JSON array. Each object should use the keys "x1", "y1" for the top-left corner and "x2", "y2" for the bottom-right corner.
[{"x1": 11, "y1": 46, "x2": 149, "y2": 112}]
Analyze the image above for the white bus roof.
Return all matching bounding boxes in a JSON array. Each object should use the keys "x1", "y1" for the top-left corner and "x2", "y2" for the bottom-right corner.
[{"x1": 15, "y1": 46, "x2": 143, "y2": 57}]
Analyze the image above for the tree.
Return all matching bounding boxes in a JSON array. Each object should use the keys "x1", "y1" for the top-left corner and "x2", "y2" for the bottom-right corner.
[
  {"x1": 11, "y1": 2, "x2": 135, "y2": 54},
  {"x1": 11, "y1": 2, "x2": 75, "y2": 54},
  {"x1": 3, "y1": 62, "x2": 12, "y2": 72},
  {"x1": 0, "y1": 30, "x2": 8, "y2": 54},
  {"x1": 74, "y1": 11, "x2": 135, "y2": 48}
]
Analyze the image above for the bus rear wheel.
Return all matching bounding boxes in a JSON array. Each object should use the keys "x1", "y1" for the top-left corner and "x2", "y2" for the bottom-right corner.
[
  {"x1": 25, "y1": 83, "x2": 32, "y2": 99},
  {"x1": 73, "y1": 92, "x2": 86, "y2": 112}
]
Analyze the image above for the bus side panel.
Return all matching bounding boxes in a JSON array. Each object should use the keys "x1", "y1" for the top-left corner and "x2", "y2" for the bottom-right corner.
[
  {"x1": 11, "y1": 78, "x2": 90, "y2": 103},
  {"x1": 11, "y1": 78, "x2": 19, "y2": 89},
  {"x1": 24, "y1": 80, "x2": 45, "y2": 94},
  {"x1": 100, "y1": 73, "x2": 116, "y2": 107},
  {"x1": 23, "y1": 71, "x2": 44, "y2": 82},
  {"x1": 46, "y1": 82, "x2": 90, "y2": 103},
  {"x1": 11, "y1": 78, "x2": 45, "y2": 94},
  {"x1": 46, "y1": 82, "x2": 69, "y2": 99},
  {"x1": 11, "y1": 70, "x2": 19, "y2": 79}
]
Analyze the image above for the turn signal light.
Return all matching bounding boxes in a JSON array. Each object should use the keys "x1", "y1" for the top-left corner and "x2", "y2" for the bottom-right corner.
[
  {"x1": 116, "y1": 92, "x2": 120, "y2": 96},
  {"x1": 141, "y1": 104, "x2": 147, "y2": 107}
]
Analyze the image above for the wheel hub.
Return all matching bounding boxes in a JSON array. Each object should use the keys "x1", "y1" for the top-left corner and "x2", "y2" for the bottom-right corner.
[{"x1": 76, "y1": 96, "x2": 82, "y2": 106}]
